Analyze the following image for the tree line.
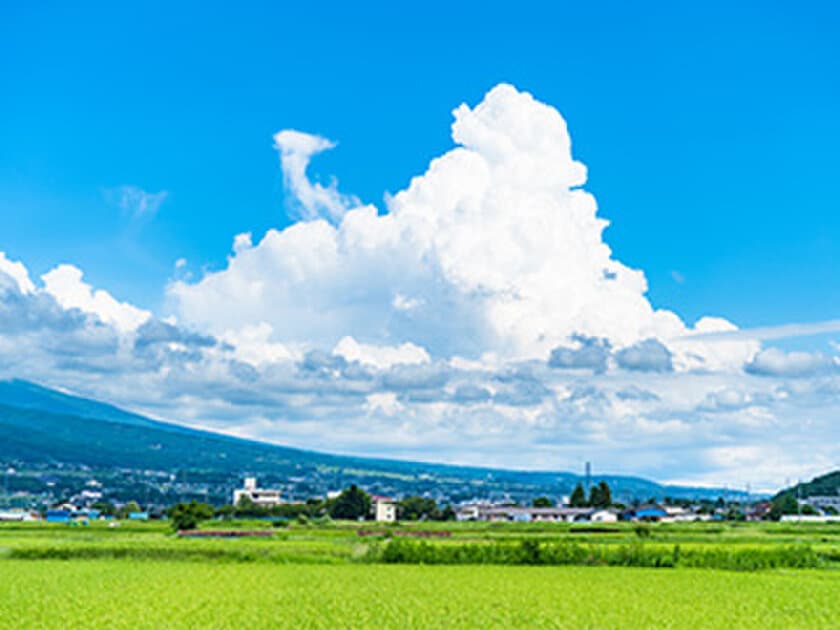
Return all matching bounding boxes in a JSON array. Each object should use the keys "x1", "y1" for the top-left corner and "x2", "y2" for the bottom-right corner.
[
  {"x1": 565, "y1": 480, "x2": 613, "y2": 508},
  {"x1": 166, "y1": 485, "x2": 457, "y2": 531}
]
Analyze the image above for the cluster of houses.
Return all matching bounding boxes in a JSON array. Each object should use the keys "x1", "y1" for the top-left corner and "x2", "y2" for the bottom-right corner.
[
  {"x1": 453, "y1": 502, "x2": 716, "y2": 523},
  {"x1": 781, "y1": 493, "x2": 840, "y2": 523},
  {"x1": 232, "y1": 478, "x2": 720, "y2": 524},
  {"x1": 0, "y1": 503, "x2": 150, "y2": 524},
  {"x1": 801, "y1": 494, "x2": 840, "y2": 513},
  {"x1": 5, "y1": 476, "x2": 838, "y2": 525}
]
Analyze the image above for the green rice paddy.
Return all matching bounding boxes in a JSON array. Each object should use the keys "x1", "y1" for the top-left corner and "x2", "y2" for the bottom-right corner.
[{"x1": 1, "y1": 520, "x2": 838, "y2": 628}]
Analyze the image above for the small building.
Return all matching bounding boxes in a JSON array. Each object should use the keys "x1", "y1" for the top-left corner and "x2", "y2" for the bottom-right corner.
[
  {"x1": 589, "y1": 509, "x2": 618, "y2": 523},
  {"x1": 0, "y1": 510, "x2": 39, "y2": 522},
  {"x1": 455, "y1": 504, "x2": 594, "y2": 523},
  {"x1": 747, "y1": 502, "x2": 771, "y2": 521},
  {"x1": 371, "y1": 495, "x2": 397, "y2": 522},
  {"x1": 455, "y1": 503, "x2": 485, "y2": 521},
  {"x1": 621, "y1": 504, "x2": 668, "y2": 522},
  {"x1": 780, "y1": 514, "x2": 840, "y2": 523},
  {"x1": 46, "y1": 509, "x2": 73, "y2": 523},
  {"x1": 128, "y1": 511, "x2": 149, "y2": 521},
  {"x1": 233, "y1": 477, "x2": 283, "y2": 507},
  {"x1": 660, "y1": 505, "x2": 709, "y2": 523}
]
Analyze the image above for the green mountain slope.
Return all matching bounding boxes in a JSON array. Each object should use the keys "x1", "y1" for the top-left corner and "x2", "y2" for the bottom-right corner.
[{"x1": 0, "y1": 379, "x2": 750, "y2": 503}]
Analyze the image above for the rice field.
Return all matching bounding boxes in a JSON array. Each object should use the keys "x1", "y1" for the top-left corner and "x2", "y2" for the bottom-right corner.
[
  {"x1": 0, "y1": 520, "x2": 838, "y2": 628},
  {"x1": 1, "y1": 561, "x2": 838, "y2": 629}
]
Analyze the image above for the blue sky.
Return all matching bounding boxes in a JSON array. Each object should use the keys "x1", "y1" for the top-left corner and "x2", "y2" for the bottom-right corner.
[
  {"x1": 3, "y1": 1, "x2": 838, "y2": 327},
  {"x1": 0, "y1": 2, "x2": 838, "y2": 488}
]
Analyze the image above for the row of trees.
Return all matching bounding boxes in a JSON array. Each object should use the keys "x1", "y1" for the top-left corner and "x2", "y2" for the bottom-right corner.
[
  {"x1": 568, "y1": 481, "x2": 613, "y2": 508},
  {"x1": 166, "y1": 485, "x2": 458, "y2": 530},
  {"x1": 530, "y1": 482, "x2": 614, "y2": 509}
]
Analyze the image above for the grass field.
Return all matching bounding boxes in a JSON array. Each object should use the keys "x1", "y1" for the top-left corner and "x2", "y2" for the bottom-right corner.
[{"x1": 1, "y1": 520, "x2": 838, "y2": 628}]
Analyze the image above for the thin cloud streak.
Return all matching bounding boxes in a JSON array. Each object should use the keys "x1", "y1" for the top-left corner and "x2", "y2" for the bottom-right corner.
[{"x1": 682, "y1": 319, "x2": 840, "y2": 342}]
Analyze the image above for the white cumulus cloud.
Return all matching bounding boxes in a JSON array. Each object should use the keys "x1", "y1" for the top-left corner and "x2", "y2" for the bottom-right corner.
[
  {"x1": 0, "y1": 252, "x2": 35, "y2": 294},
  {"x1": 171, "y1": 84, "x2": 753, "y2": 368},
  {"x1": 333, "y1": 336, "x2": 431, "y2": 369},
  {"x1": 41, "y1": 264, "x2": 151, "y2": 332}
]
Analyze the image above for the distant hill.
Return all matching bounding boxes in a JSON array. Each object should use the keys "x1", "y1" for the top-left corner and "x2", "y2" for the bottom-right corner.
[
  {"x1": 0, "y1": 379, "x2": 749, "y2": 504},
  {"x1": 775, "y1": 471, "x2": 840, "y2": 500}
]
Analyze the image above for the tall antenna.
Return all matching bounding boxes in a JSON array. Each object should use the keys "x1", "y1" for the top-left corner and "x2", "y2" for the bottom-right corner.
[{"x1": 585, "y1": 461, "x2": 591, "y2": 494}]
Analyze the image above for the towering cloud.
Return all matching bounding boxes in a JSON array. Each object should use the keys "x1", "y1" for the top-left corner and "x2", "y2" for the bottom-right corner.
[{"x1": 170, "y1": 85, "x2": 749, "y2": 366}]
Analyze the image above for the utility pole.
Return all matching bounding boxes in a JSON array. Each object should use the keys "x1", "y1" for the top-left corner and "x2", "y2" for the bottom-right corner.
[
  {"x1": 797, "y1": 479, "x2": 802, "y2": 522},
  {"x1": 3, "y1": 467, "x2": 13, "y2": 500}
]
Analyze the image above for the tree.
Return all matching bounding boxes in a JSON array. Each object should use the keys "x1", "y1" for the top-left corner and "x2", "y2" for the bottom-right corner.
[
  {"x1": 768, "y1": 493, "x2": 799, "y2": 521},
  {"x1": 167, "y1": 501, "x2": 214, "y2": 531},
  {"x1": 235, "y1": 494, "x2": 268, "y2": 518},
  {"x1": 532, "y1": 496, "x2": 553, "y2": 508},
  {"x1": 329, "y1": 485, "x2": 371, "y2": 520},
  {"x1": 589, "y1": 481, "x2": 612, "y2": 509},
  {"x1": 438, "y1": 504, "x2": 457, "y2": 521},
  {"x1": 725, "y1": 507, "x2": 746, "y2": 521},
  {"x1": 215, "y1": 504, "x2": 236, "y2": 520},
  {"x1": 588, "y1": 485, "x2": 602, "y2": 508},
  {"x1": 398, "y1": 496, "x2": 438, "y2": 520},
  {"x1": 116, "y1": 501, "x2": 142, "y2": 519},
  {"x1": 91, "y1": 501, "x2": 116, "y2": 517},
  {"x1": 569, "y1": 483, "x2": 588, "y2": 507}
]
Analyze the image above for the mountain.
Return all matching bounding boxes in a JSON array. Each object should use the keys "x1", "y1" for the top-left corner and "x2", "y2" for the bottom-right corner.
[
  {"x1": 0, "y1": 379, "x2": 748, "y2": 505},
  {"x1": 0, "y1": 379, "x2": 189, "y2": 432}
]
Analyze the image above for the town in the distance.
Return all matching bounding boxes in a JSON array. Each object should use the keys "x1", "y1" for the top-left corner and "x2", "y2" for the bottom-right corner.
[{"x1": 2, "y1": 467, "x2": 839, "y2": 530}]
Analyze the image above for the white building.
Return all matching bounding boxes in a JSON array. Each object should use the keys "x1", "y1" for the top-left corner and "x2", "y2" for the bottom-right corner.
[
  {"x1": 659, "y1": 506, "x2": 710, "y2": 523},
  {"x1": 455, "y1": 504, "x2": 599, "y2": 523},
  {"x1": 589, "y1": 509, "x2": 618, "y2": 523},
  {"x1": 372, "y1": 495, "x2": 397, "y2": 522},
  {"x1": 780, "y1": 514, "x2": 840, "y2": 523},
  {"x1": 803, "y1": 495, "x2": 840, "y2": 512},
  {"x1": 0, "y1": 510, "x2": 39, "y2": 522},
  {"x1": 232, "y1": 477, "x2": 283, "y2": 507}
]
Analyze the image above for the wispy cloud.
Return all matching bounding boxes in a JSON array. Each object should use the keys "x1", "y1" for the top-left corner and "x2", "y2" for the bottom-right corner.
[
  {"x1": 683, "y1": 319, "x2": 840, "y2": 342},
  {"x1": 106, "y1": 185, "x2": 169, "y2": 219},
  {"x1": 272, "y1": 130, "x2": 359, "y2": 223}
]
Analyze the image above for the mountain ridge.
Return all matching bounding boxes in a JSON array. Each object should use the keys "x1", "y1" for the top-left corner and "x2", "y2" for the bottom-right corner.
[{"x1": 0, "y1": 379, "x2": 753, "y2": 503}]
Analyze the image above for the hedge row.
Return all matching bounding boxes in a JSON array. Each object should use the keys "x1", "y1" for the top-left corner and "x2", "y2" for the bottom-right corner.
[{"x1": 369, "y1": 538, "x2": 823, "y2": 571}]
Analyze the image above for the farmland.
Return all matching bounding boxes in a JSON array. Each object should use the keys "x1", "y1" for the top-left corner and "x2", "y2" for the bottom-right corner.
[{"x1": 1, "y1": 520, "x2": 839, "y2": 628}]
